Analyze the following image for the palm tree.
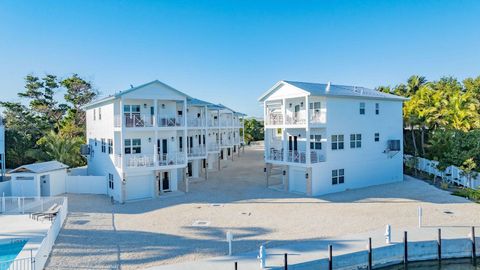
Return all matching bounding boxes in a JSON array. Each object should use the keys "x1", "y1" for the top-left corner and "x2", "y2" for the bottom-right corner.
[{"x1": 35, "y1": 131, "x2": 85, "y2": 167}]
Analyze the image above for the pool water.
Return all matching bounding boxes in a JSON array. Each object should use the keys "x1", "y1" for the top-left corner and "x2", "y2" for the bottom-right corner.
[
  {"x1": 0, "y1": 240, "x2": 27, "y2": 265},
  {"x1": 379, "y1": 258, "x2": 480, "y2": 269}
]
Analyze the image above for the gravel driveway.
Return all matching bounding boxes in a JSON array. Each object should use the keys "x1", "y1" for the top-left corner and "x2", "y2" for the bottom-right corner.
[{"x1": 45, "y1": 144, "x2": 480, "y2": 269}]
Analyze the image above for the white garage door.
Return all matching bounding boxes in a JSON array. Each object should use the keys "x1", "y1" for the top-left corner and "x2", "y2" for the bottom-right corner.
[
  {"x1": 289, "y1": 168, "x2": 306, "y2": 194},
  {"x1": 126, "y1": 174, "x2": 152, "y2": 201}
]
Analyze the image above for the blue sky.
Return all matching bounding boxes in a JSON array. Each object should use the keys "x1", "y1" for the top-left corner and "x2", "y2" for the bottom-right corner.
[{"x1": 0, "y1": 0, "x2": 479, "y2": 117}]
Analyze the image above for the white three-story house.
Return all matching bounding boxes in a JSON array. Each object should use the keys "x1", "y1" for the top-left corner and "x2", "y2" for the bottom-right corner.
[
  {"x1": 83, "y1": 80, "x2": 245, "y2": 202},
  {"x1": 259, "y1": 80, "x2": 406, "y2": 196}
]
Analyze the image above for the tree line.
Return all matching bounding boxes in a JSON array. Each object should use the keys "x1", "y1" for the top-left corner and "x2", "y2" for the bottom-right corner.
[
  {"x1": 377, "y1": 75, "x2": 480, "y2": 179},
  {"x1": 1, "y1": 74, "x2": 98, "y2": 168}
]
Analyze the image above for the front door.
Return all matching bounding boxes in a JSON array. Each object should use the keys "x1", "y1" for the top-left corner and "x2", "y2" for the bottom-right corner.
[
  {"x1": 40, "y1": 175, "x2": 50, "y2": 196},
  {"x1": 162, "y1": 172, "x2": 170, "y2": 191},
  {"x1": 188, "y1": 162, "x2": 193, "y2": 177}
]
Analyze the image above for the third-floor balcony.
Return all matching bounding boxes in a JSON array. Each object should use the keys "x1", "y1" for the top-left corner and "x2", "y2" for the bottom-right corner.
[{"x1": 114, "y1": 114, "x2": 184, "y2": 128}]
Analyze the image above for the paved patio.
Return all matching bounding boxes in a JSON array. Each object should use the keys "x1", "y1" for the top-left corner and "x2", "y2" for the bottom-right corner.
[{"x1": 45, "y1": 144, "x2": 480, "y2": 269}]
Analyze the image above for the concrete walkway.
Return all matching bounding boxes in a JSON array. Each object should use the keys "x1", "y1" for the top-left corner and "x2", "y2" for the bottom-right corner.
[{"x1": 148, "y1": 225, "x2": 479, "y2": 270}]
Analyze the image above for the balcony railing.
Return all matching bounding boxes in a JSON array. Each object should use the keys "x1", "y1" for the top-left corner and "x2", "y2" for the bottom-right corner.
[
  {"x1": 187, "y1": 146, "x2": 207, "y2": 157},
  {"x1": 208, "y1": 119, "x2": 219, "y2": 127},
  {"x1": 208, "y1": 143, "x2": 219, "y2": 152},
  {"x1": 114, "y1": 152, "x2": 186, "y2": 168},
  {"x1": 187, "y1": 118, "x2": 205, "y2": 127},
  {"x1": 310, "y1": 111, "x2": 326, "y2": 124},
  {"x1": 266, "y1": 113, "x2": 283, "y2": 125},
  {"x1": 285, "y1": 112, "x2": 306, "y2": 125},
  {"x1": 220, "y1": 139, "x2": 233, "y2": 147},
  {"x1": 157, "y1": 116, "x2": 184, "y2": 127},
  {"x1": 266, "y1": 149, "x2": 325, "y2": 164}
]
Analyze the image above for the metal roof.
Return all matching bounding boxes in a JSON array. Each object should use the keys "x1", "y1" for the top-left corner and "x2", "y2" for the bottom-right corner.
[
  {"x1": 11, "y1": 161, "x2": 69, "y2": 174},
  {"x1": 259, "y1": 80, "x2": 408, "y2": 102}
]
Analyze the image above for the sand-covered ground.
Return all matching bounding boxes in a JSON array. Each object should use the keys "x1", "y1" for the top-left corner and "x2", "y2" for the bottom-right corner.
[{"x1": 45, "y1": 144, "x2": 480, "y2": 270}]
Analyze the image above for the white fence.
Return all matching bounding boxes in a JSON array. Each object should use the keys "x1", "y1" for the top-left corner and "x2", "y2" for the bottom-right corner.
[
  {"x1": 0, "y1": 180, "x2": 11, "y2": 196},
  {"x1": 404, "y1": 155, "x2": 480, "y2": 189},
  {"x1": 66, "y1": 175, "x2": 107, "y2": 195},
  {"x1": 0, "y1": 197, "x2": 68, "y2": 270}
]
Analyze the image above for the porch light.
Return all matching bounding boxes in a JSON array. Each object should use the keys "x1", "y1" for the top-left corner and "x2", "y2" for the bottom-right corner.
[
  {"x1": 301, "y1": 102, "x2": 304, "y2": 107},
  {"x1": 148, "y1": 138, "x2": 152, "y2": 143},
  {"x1": 171, "y1": 137, "x2": 175, "y2": 141},
  {"x1": 144, "y1": 104, "x2": 147, "y2": 108},
  {"x1": 162, "y1": 104, "x2": 165, "y2": 109},
  {"x1": 305, "y1": 173, "x2": 309, "y2": 179}
]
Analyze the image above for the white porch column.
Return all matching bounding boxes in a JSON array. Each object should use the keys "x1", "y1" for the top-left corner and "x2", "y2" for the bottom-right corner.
[
  {"x1": 120, "y1": 97, "x2": 125, "y2": 171},
  {"x1": 305, "y1": 95, "x2": 311, "y2": 165},
  {"x1": 183, "y1": 98, "x2": 187, "y2": 163}
]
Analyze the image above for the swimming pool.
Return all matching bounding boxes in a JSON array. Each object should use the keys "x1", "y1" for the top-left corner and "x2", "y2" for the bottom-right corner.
[{"x1": 0, "y1": 240, "x2": 27, "y2": 270}]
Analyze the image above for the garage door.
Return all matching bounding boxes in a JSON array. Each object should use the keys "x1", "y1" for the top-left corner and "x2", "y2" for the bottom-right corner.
[
  {"x1": 289, "y1": 168, "x2": 306, "y2": 194},
  {"x1": 126, "y1": 174, "x2": 152, "y2": 201}
]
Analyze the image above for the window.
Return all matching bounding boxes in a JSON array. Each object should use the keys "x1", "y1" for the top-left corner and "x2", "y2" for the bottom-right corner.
[
  {"x1": 101, "y1": 138, "x2": 106, "y2": 153},
  {"x1": 375, "y1": 103, "x2": 379, "y2": 115},
  {"x1": 374, "y1": 133, "x2": 380, "y2": 142},
  {"x1": 360, "y1": 102, "x2": 365, "y2": 115},
  {"x1": 332, "y1": 169, "x2": 345, "y2": 185},
  {"x1": 331, "y1": 135, "x2": 344, "y2": 150},
  {"x1": 124, "y1": 139, "x2": 141, "y2": 154},
  {"x1": 310, "y1": 135, "x2": 322, "y2": 150},
  {"x1": 124, "y1": 105, "x2": 140, "y2": 113},
  {"x1": 93, "y1": 109, "x2": 96, "y2": 120},
  {"x1": 350, "y1": 134, "x2": 362, "y2": 148},
  {"x1": 179, "y1": 136, "x2": 183, "y2": 151},
  {"x1": 99, "y1": 107, "x2": 102, "y2": 120},
  {"x1": 108, "y1": 173, "x2": 114, "y2": 190},
  {"x1": 108, "y1": 139, "x2": 113, "y2": 154}
]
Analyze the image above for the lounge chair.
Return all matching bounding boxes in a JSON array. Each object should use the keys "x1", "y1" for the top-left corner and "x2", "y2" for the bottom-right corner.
[
  {"x1": 30, "y1": 203, "x2": 58, "y2": 219},
  {"x1": 32, "y1": 204, "x2": 62, "y2": 221}
]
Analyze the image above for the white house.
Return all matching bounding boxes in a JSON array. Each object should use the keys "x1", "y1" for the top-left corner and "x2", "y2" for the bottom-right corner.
[
  {"x1": 10, "y1": 161, "x2": 68, "y2": 197},
  {"x1": 258, "y1": 80, "x2": 406, "y2": 196},
  {"x1": 0, "y1": 117, "x2": 6, "y2": 180},
  {"x1": 83, "y1": 80, "x2": 245, "y2": 202}
]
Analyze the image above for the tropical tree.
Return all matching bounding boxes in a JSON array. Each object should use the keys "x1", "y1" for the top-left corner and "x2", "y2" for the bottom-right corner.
[
  {"x1": 32, "y1": 131, "x2": 85, "y2": 167},
  {"x1": 244, "y1": 118, "x2": 264, "y2": 143}
]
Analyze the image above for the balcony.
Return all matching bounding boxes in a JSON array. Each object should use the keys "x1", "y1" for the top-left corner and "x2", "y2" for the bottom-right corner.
[
  {"x1": 266, "y1": 113, "x2": 283, "y2": 125},
  {"x1": 187, "y1": 118, "x2": 205, "y2": 128},
  {"x1": 285, "y1": 113, "x2": 306, "y2": 125},
  {"x1": 208, "y1": 143, "x2": 220, "y2": 152},
  {"x1": 114, "y1": 152, "x2": 186, "y2": 168},
  {"x1": 187, "y1": 146, "x2": 207, "y2": 157},
  {"x1": 266, "y1": 149, "x2": 325, "y2": 164},
  {"x1": 114, "y1": 115, "x2": 184, "y2": 128}
]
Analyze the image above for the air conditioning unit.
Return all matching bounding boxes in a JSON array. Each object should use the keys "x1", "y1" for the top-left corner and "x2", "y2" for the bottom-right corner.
[
  {"x1": 80, "y1": 144, "x2": 91, "y2": 155},
  {"x1": 387, "y1": 140, "x2": 401, "y2": 151}
]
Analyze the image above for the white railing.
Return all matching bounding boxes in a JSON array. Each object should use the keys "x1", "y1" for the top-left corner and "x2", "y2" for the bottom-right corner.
[
  {"x1": 310, "y1": 111, "x2": 326, "y2": 124},
  {"x1": 125, "y1": 154, "x2": 155, "y2": 168},
  {"x1": 404, "y1": 155, "x2": 480, "y2": 189},
  {"x1": 286, "y1": 150, "x2": 325, "y2": 164},
  {"x1": 157, "y1": 116, "x2": 184, "y2": 127},
  {"x1": 220, "y1": 139, "x2": 233, "y2": 147},
  {"x1": 187, "y1": 118, "x2": 205, "y2": 127},
  {"x1": 208, "y1": 119, "x2": 218, "y2": 127},
  {"x1": 33, "y1": 197, "x2": 68, "y2": 270},
  {"x1": 266, "y1": 113, "x2": 283, "y2": 125},
  {"x1": 0, "y1": 257, "x2": 33, "y2": 270},
  {"x1": 208, "y1": 143, "x2": 219, "y2": 152},
  {"x1": 267, "y1": 148, "x2": 284, "y2": 161},
  {"x1": 0, "y1": 197, "x2": 68, "y2": 270},
  {"x1": 219, "y1": 120, "x2": 231, "y2": 127},
  {"x1": 0, "y1": 196, "x2": 65, "y2": 214},
  {"x1": 157, "y1": 152, "x2": 185, "y2": 166},
  {"x1": 187, "y1": 147, "x2": 206, "y2": 157},
  {"x1": 114, "y1": 114, "x2": 154, "y2": 128},
  {"x1": 285, "y1": 112, "x2": 306, "y2": 125}
]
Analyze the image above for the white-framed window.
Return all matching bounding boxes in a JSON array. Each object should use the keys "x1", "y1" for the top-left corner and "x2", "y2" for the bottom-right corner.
[
  {"x1": 101, "y1": 138, "x2": 106, "y2": 153},
  {"x1": 360, "y1": 102, "x2": 365, "y2": 115},
  {"x1": 350, "y1": 134, "x2": 362, "y2": 148},
  {"x1": 99, "y1": 107, "x2": 102, "y2": 120},
  {"x1": 332, "y1": 169, "x2": 345, "y2": 185},
  {"x1": 124, "y1": 139, "x2": 141, "y2": 154},
  {"x1": 108, "y1": 173, "x2": 114, "y2": 190},
  {"x1": 310, "y1": 135, "x2": 322, "y2": 150},
  {"x1": 108, "y1": 139, "x2": 113, "y2": 154},
  {"x1": 124, "y1": 105, "x2": 141, "y2": 113},
  {"x1": 375, "y1": 103, "x2": 379, "y2": 115},
  {"x1": 331, "y1": 135, "x2": 344, "y2": 150},
  {"x1": 374, "y1": 133, "x2": 380, "y2": 142}
]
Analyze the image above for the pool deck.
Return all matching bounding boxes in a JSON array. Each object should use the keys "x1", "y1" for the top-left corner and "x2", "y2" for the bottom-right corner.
[{"x1": 0, "y1": 215, "x2": 51, "y2": 260}]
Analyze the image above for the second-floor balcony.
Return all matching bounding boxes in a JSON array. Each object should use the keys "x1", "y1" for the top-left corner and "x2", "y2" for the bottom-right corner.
[
  {"x1": 114, "y1": 114, "x2": 184, "y2": 128},
  {"x1": 114, "y1": 152, "x2": 186, "y2": 169},
  {"x1": 265, "y1": 110, "x2": 326, "y2": 126},
  {"x1": 187, "y1": 118, "x2": 205, "y2": 128},
  {"x1": 208, "y1": 142, "x2": 220, "y2": 152},
  {"x1": 266, "y1": 148, "x2": 325, "y2": 164},
  {"x1": 187, "y1": 146, "x2": 207, "y2": 157}
]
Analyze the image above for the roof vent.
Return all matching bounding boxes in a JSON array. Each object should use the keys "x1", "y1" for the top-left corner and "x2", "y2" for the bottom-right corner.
[{"x1": 326, "y1": 81, "x2": 331, "y2": 92}]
